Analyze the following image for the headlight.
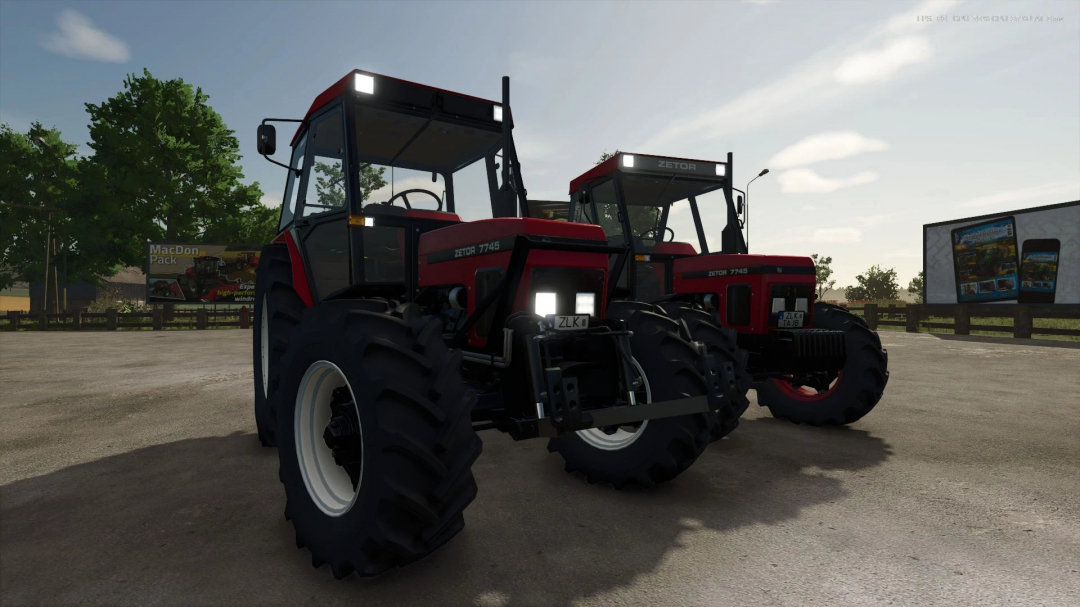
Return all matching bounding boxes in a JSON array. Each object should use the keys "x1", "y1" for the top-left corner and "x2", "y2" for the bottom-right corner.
[
  {"x1": 354, "y1": 73, "x2": 375, "y2": 95},
  {"x1": 534, "y1": 292, "x2": 557, "y2": 317},
  {"x1": 575, "y1": 292, "x2": 595, "y2": 316}
]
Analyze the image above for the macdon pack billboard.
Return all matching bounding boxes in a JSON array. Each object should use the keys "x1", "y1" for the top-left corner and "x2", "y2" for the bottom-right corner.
[
  {"x1": 146, "y1": 243, "x2": 262, "y2": 304},
  {"x1": 923, "y1": 201, "x2": 1079, "y2": 306}
]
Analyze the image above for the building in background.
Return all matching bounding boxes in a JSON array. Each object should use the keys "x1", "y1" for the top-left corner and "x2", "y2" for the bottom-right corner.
[
  {"x1": 28, "y1": 267, "x2": 146, "y2": 313},
  {"x1": 0, "y1": 282, "x2": 31, "y2": 312}
]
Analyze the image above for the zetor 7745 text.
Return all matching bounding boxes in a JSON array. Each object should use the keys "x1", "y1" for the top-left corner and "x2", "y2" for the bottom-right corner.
[{"x1": 251, "y1": 71, "x2": 746, "y2": 578}]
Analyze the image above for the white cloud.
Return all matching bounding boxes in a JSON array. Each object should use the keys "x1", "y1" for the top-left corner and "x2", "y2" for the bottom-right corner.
[
  {"x1": 777, "y1": 168, "x2": 879, "y2": 193},
  {"x1": 638, "y1": 2, "x2": 959, "y2": 150},
  {"x1": 961, "y1": 181, "x2": 1080, "y2": 208},
  {"x1": 769, "y1": 131, "x2": 888, "y2": 169},
  {"x1": 260, "y1": 195, "x2": 281, "y2": 208},
  {"x1": 42, "y1": 10, "x2": 130, "y2": 63},
  {"x1": 809, "y1": 228, "x2": 862, "y2": 244},
  {"x1": 834, "y1": 37, "x2": 934, "y2": 85}
]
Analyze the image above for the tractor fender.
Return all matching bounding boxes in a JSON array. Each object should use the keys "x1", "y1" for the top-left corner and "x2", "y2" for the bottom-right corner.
[{"x1": 275, "y1": 229, "x2": 314, "y2": 307}]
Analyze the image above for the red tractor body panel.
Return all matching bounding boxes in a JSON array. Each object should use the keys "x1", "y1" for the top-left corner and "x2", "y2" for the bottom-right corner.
[
  {"x1": 418, "y1": 218, "x2": 610, "y2": 346},
  {"x1": 672, "y1": 254, "x2": 816, "y2": 335},
  {"x1": 281, "y1": 230, "x2": 314, "y2": 308}
]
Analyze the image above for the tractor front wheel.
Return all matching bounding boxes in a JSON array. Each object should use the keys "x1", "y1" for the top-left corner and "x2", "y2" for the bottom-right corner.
[
  {"x1": 252, "y1": 245, "x2": 305, "y2": 447},
  {"x1": 755, "y1": 302, "x2": 889, "y2": 426},
  {"x1": 547, "y1": 301, "x2": 715, "y2": 489},
  {"x1": 275, "y1": 300, "x2": 481, "y2": 578},
  {"x1": 657, "y1": 301, "x2": 750, "y2": 441}
]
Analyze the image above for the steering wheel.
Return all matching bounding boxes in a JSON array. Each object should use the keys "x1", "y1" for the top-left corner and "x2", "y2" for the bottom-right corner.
[
  {"x1": 383, "y1": 189, "x2": 443, "y2": 212},
  {"x1": 640, "y1": 226, "x2": 675, "y2": 243}
]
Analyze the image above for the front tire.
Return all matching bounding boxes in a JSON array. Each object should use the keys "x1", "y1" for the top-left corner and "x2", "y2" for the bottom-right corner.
[
  {"x1": 755, "y1": 302, "x2": 889, "y2": 426},
  {"x1": 275, "y1": 301, "x2": 481, "y2": 578},
  {"x1": 547, "y1": 301, "x2": 715, "y2": 489},
  {"x1": 657, "y1": 301, "x2": 750, "y2": 441},
  {"x1": 252, "y1": 244, "x2": 304, "y2": 447}
]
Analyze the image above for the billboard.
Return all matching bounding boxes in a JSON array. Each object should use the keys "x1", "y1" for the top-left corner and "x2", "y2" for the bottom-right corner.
[
  {"x1": 923, "y1": 201, "x2": 1079, "y2": 305},
  {"x1": 146, "y1": 243, "x2": 262, "y2": 304}
]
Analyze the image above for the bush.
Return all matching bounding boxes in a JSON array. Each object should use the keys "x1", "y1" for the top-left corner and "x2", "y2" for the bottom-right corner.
[{"x1": 88, "y1": 284, "x2": 148, "y2": 313}]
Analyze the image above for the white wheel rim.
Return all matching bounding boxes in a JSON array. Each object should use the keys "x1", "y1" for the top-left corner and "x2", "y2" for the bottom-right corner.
[
  {"x1": 575, "y1": 357, "x2": 651, "y2": 451},
  {"x1": 295, "y1": 361, "x2": 362, "y2": 517},
  {"x1": 260, "y1": 296, "x2": 269, "y2": 398}
]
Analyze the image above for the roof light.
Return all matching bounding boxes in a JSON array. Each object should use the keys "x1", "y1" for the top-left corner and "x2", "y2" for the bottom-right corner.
[
  {"x1": 716, "y1": 163, "x2": 726, "y2": 177},
  {"x1": 353, "y1": 73, "x2": 375, "y2": 95},
  {"x1": 493, "y1": 105, "x2": 503, "y2": 122},
  {"x1": 622, "y1": 154, "x2": 635, "y2": 168}
]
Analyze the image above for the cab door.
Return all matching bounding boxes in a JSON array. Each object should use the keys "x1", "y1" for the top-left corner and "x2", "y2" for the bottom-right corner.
[{"x1": 294, "y1": 106, "x2": 351, "y2": 301}]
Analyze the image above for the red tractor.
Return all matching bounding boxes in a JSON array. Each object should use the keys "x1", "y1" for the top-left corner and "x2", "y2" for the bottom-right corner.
[
  {"x1": 555, "y1": 151, "x2": 889, "y2": 430},
  {"x1": 252, "y1": 73, "x2": 744, "y2": 578},
  {"x1": 183, "y1": 255, "x2": 226, "y2": 298}
]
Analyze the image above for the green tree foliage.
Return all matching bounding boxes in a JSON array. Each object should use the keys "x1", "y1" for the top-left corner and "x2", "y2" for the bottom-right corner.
[
  {"x1": 200, "y1": 187, "x2": 278, "y2": 244},
  {"x1": 908, "y1": 271, "x2": 924, "y2": 300},
  {"x1": 810, "y1": 253, "x2": 836, "y2": 298},
  {"x1": 82, "y1": 69, "x2": 262, "y2": 262},
  {"x1": 310, "y1": 159, "x2": 386, "y2": 208},
  {"x1": 0, "y1": 122, "x2": 82, "y2": 290},
  {"x1": 845, "y1": 264, "x2": 900, "y2": 302}
]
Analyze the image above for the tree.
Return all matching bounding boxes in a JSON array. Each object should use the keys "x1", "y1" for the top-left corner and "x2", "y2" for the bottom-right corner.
[
  {"x1": 82, "y1": 69, "x2": 262, "y2": 263},
  {"x1": 200, "y1": 185, "x2": 278, "y2": 244},
  {"x1": 845, "y1": 264, "x2": 900, "y2": 302},
  {"x1": 908, "y1": 271, "x2": 924, "y2": 300},
  {"x1": 312, "y1": 161, "x2": 387, "y2": 208},
  {"x1": 810, "y1": 253, "x2": 836, "y2": 298},
  {"x1": 0, "y1": 122, "x2": 82, "y2": 291}
]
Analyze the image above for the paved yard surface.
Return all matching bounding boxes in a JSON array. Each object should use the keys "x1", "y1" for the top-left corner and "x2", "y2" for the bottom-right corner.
[{"x1": 1, "y1": 330, "x2": 1078, "y2": 606}]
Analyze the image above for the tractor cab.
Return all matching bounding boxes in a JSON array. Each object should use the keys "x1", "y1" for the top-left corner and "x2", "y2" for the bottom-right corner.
[{"x1": 566, "y1": 152, "x2": 841, "y2": 377}]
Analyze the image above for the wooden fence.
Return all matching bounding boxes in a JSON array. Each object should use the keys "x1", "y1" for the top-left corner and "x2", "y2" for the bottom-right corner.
[
  {"x1": 2, "y1": 307, "x2": 251, "y2": 332},
  {"x1": 845, "y1": 304, "x2": 1080, "y2": 339}
]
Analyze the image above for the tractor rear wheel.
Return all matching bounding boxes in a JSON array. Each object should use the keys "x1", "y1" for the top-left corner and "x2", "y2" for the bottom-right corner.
[
  {"x1": 657, "y1": 301, "x2": 750, "y2": 441},
  {"x1": 755, "y1": 302, "x2": 889, "y2": 426},
  {"x1": 547, "y1": 301, "x2": 715, "y2": 489},
  {"x1": 275, "y1": 300, "x2": 481, "y2": 578},
  {"x1": 252, "y1": 245, "x2": 304, "y2": 447}
]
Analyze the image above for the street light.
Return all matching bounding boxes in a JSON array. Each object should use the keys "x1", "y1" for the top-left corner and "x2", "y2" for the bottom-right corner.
[{"x1": 745, "y1": 168, "x2": 769, "y2": 252}]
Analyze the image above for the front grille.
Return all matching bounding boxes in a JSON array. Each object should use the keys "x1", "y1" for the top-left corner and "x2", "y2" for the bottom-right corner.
[{"x1": 770, "y1": 329, "x2": 846, "y2": 373}]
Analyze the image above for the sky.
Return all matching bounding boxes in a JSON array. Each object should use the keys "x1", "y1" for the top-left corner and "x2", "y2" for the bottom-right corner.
[{"x1": 1, "y1": 0, "x2": 1078, "y2": 287}]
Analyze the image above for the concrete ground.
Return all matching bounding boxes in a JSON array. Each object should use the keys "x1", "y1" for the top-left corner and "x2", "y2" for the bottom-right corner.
[{"x1": 1, "y1": 330, "x2": 1078, "y2": 607}]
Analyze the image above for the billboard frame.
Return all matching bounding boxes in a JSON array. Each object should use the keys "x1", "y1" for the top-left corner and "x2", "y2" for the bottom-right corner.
[
  {"x1": 145, "y1": 241, "x2": 264, "y2": 306},
  {"x1": 922, "y1": 200, "x2": 1080, "y2": 310}
]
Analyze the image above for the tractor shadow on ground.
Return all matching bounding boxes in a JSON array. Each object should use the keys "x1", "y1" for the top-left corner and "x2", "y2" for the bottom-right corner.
[{"x1": 0, "y1": 417, "x2": 891, "y2": 607}]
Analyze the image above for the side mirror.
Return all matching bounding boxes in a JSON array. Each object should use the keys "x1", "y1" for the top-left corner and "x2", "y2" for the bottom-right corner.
[
  {"x1": 737, "y1": 195, "x2": 744, "y2": 215},
  {"x1": 257, "y1": 124, "x2": 277, "y2": 156}
]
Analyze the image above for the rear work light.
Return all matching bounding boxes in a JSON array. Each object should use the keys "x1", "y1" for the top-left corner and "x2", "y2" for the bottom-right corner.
[
  {"x1": 716, "y1": 164, "x2": 726, "y2": 177},
  {"x1": 493, "y1": 105, "x2": 503, "y2": 122},
  {"x1": 622, "y1": 154, "x2": 635, "y2": 168},
  {"x1": 353, "y1": 73, "x2": 375, "y2": 95}
]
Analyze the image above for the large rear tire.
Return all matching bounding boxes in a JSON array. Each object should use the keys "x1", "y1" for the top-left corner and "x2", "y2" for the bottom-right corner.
[
  {"x1": 275, "y1": 301, "x2": 481, "y2": 578},
  {"x1": 252, "y1": 244, "x2": 304, "y2": 447},
  {"x1": 547, "y1": 301, "x2": 715, "y2": 489},
  {"x1": 755, "y1": 302, "x2": 889, "y2": 426},
  {"x1": 657, "y1": 301, "x2": 750, "y2": 441}
]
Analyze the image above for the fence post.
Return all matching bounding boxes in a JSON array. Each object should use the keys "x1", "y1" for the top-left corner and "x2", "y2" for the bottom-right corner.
[
  {"x1": 196, "y1": 308, "x2": 208, "y2": 330},
  {"x1": 863, "y1": 303, "x2": 878, "y2": 330},
  {"x1": 73, "y1": 309, "x2": 82, "y2": 330},
  {"x1": 905, "y1": 305, "x2": 920, "y2": 332},
  {"x1": 1013, "y1": 305, "x2": 1032, "y2": 339},
  {"x1": 38, "y1": 311, "x2": 48, "y2": 331},
  {"x1": 955, "y1": 305, "x2": 970, "y2": 335},
  {"x1": 106, "y1": 308, "x2": 117, "y2": 331},
  {"x1": 240, "y1": 306, "x2": 249, "y2": 329},
  {"x1": 153, "y1": 307, "x2": 163, "y2": 330},
  {"x1": 8, "y1": 310, "x2": 18, "y2": 332}
]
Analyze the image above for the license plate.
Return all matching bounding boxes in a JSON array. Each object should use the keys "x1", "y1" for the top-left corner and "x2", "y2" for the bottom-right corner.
[
  {"x1": 552, "y1": 315, "x2": 590, "y2": 330},
  {"x1": 778, "y1": 311, "x2": 804, "y2": 328}
]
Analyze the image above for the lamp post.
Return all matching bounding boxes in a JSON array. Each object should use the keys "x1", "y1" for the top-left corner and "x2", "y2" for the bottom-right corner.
[{"x1": 745, "y1": 168, "x2": 769, "y2": 252}]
